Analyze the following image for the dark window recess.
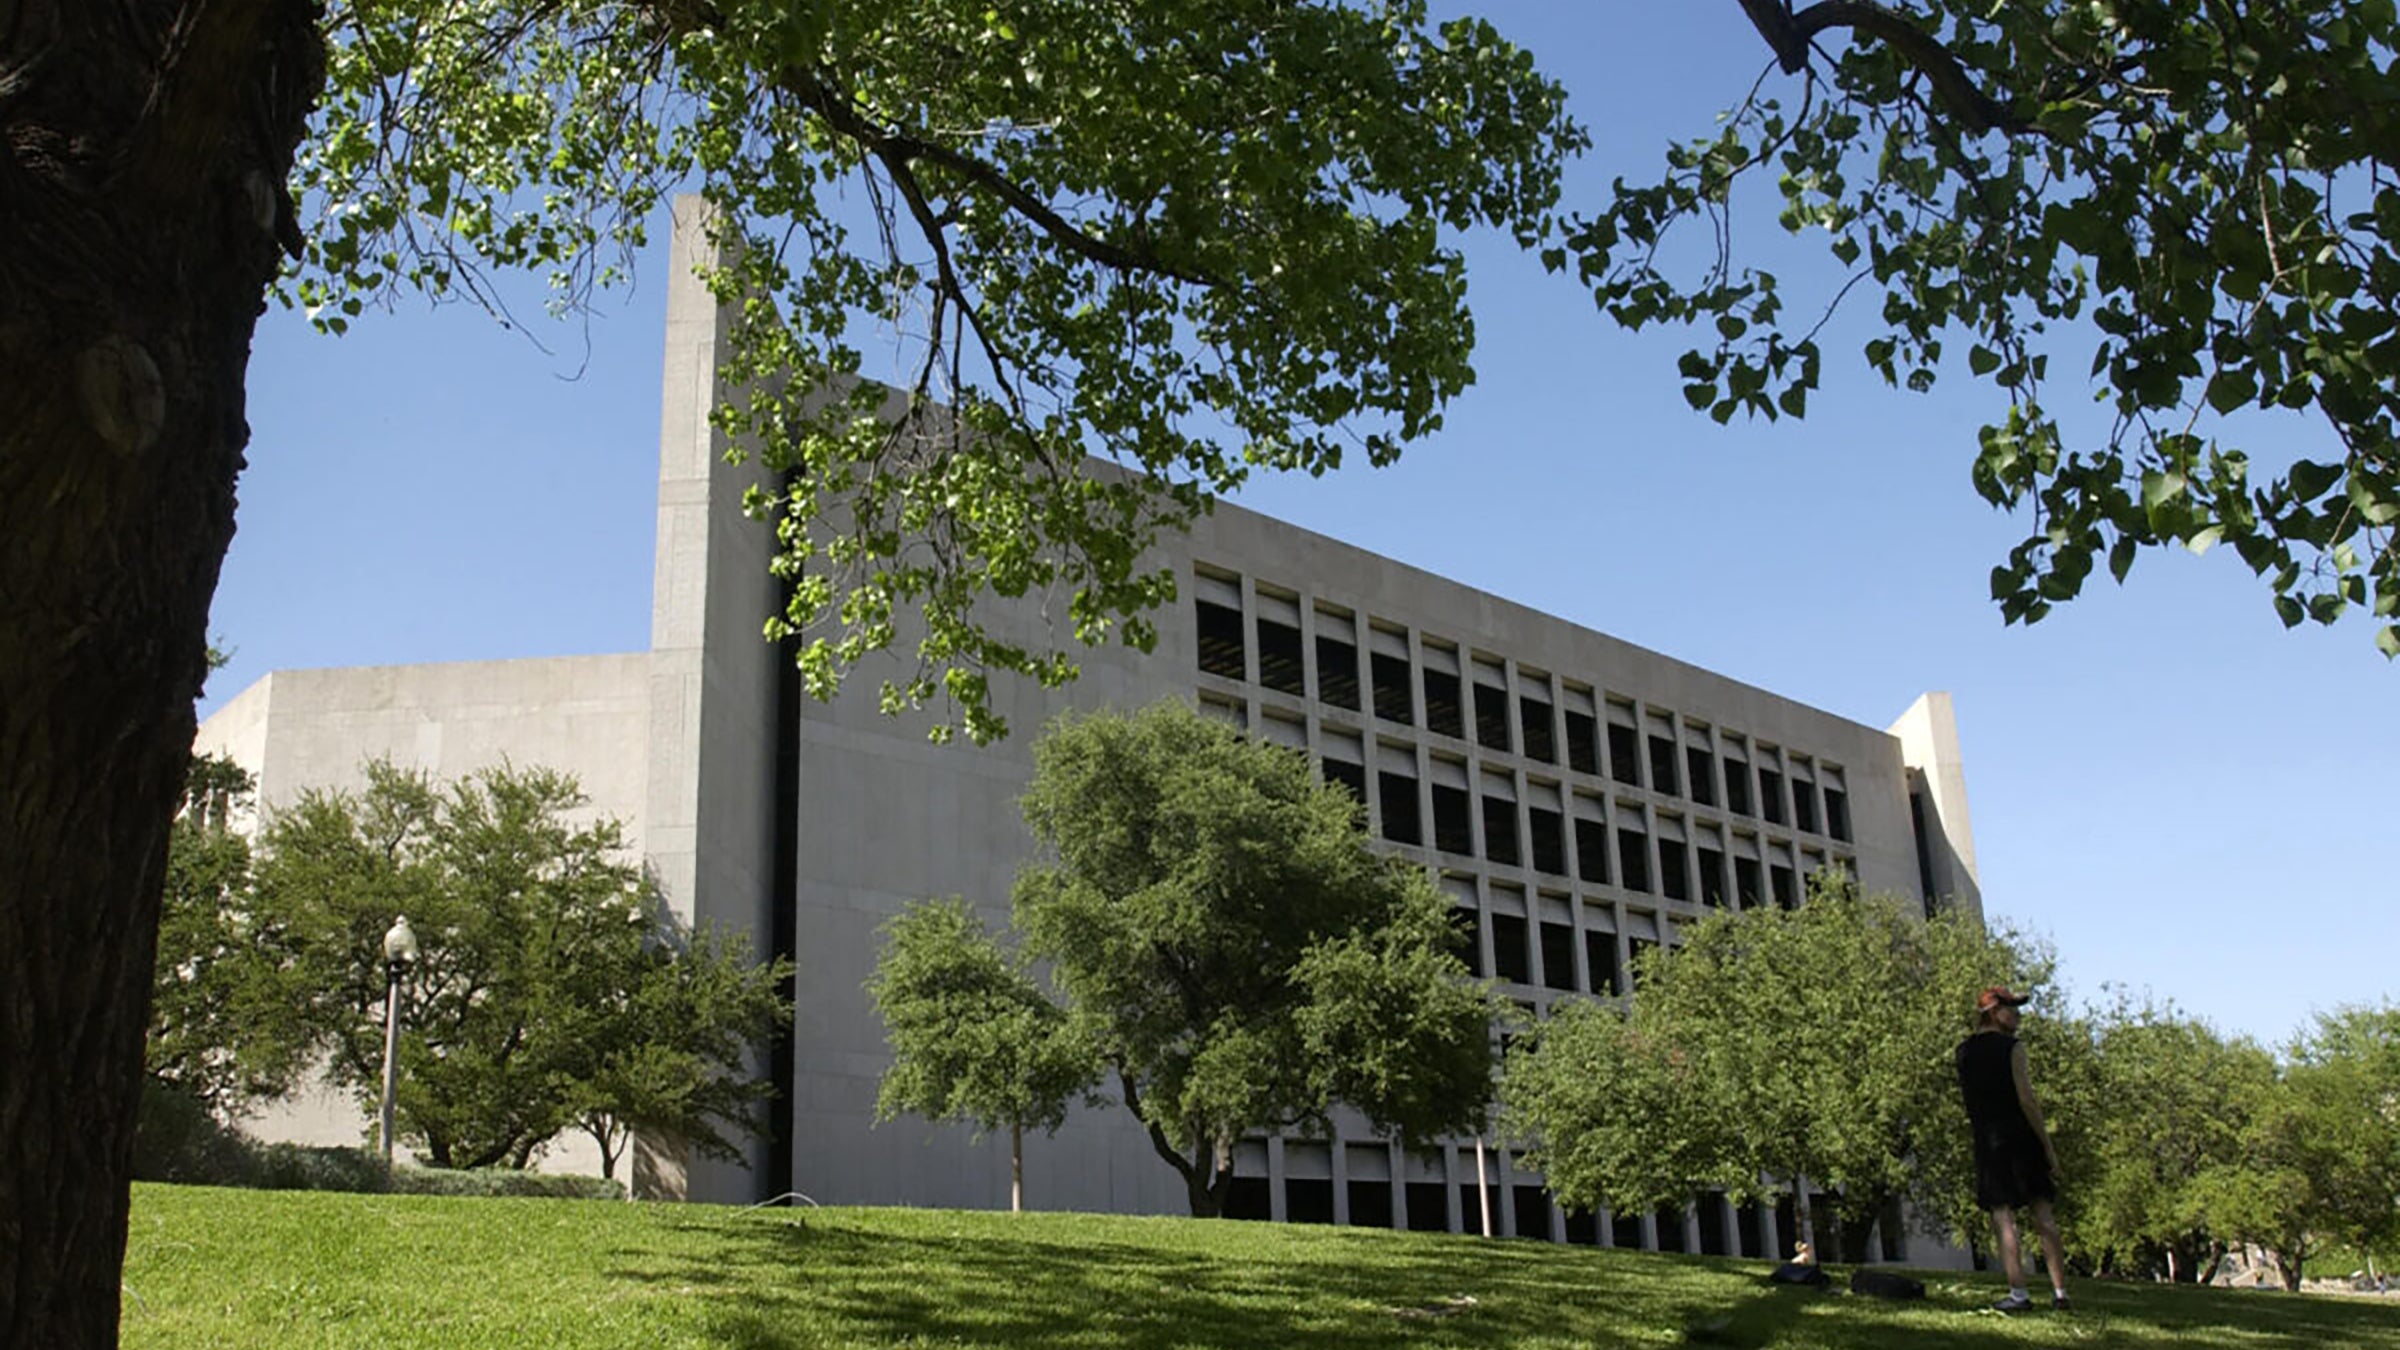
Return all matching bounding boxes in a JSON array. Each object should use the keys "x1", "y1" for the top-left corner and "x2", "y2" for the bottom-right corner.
[
  {"x1": 1196, "y1": 599, "x2": 1246, "y2": 680},
  {"x1": 1322, "y1": 758, "x2": 1367, "y2": 807},
  {"x1": 1657, "y1": 842, "x2": 1689, "y2": 903},
  {"x1": 1825, "y1": 788, "x2": 1852, "y2": 843},
  {"x1": 1612, "y1": 1209, "x2": 1644, "y2": 1250},
  {"x1": 1792, "y1": 781, "x2": 1820, "y2": 834},
  {"x1": 1608, "y1": 724, "x2": 1642, "y2": 786},
  {"x1": 1431, "y1": 785, "x2": 1474, "y2": 856},
  {"x1": 1759, "y1": 769, "x2": 1787, "y2": 825},
  {"x1": 1563, "y1": 1208, "x2": 1600, "y2": 1246},
  {"x1": 1647, "y1": 735, "x2": 1681, "y2": 797},
  {"x1": 1371, "y1": 652, "x2": 1414, "y2": 724},
  {"x1": 1734, "y1": 856, "x2": 1763, "y2": 909},
  {"x1": 1423, "y1": 668, "x2": 1465, "y2": 738},
  {"x1": 1348, "y1": 1180, "x2": 1394, "y2": 1229},
  {"x1": 1654, "y1": 1206, "x2": 1689, "y2": 1253},
  {"x1": 1460, "y1": 1184, "x2": 1495, "y2": 1236},
  {"x1": 1685, "y1": 747, "x2": 1715, "y2": 807},
  {"x1": 1490, "y1": 913, "x2": 1532, "y2": 984},
  {"x1": 1377, "y1": 772, "x2": 1421, "y2": 845},
  {"x1": 1315, "y1": 634, "x2": 1360, "y2": 709},
  {"x1": 1406, "y1": 1182, "x2": 1450, "y2": 1232},
  {"x1": 1770, "y1": 863, "x2": 1798, "y2": 910},
  {"x1": 1449, "y1": 905, "x2": 1484, "y2": 979},
  {"x1": 1474, "y1": 683, "x2": 1513, "y2": 752},
  {"x1": 1564, "y1": 711, "x2": 1600, "y2": 775},
  {"x1": 1617, "y1": 828, "x2": 1651, "y2": 893},
  {"x1": 1512, "y1": 1185, "x2": 1552, "y2": 1240},
  {"x1": 1736, "y1": 1199, "x2": 1767, "y2": 1259},
  {"x1": 1627, "y1": 937, "x2": 1659, "y2": 987},
  {"x1": 1520, "y1": 697, "x2": 1557, "y2": 763},
  {"x1": 1584, "y1": 930, "x2": 1619, "y2": 995},
  {"x1": 1223, "y1": 1175, "x2": 1272, "y2": 1221},
  {"x1": 1528, "y1": 808, "x2": 1567, "y2": 876},
  {"x1": 1573, "y1": 817, "x2": 1610, "y2": 885},
  {"x1": 1909, "y1": 790, "x2": 1939, "y2": 917},
  {"x1": 1482, "y1": 796, "x2": 1521, "y2": 867},
  {"x1": 1539, "y1": 921, "x2": 1577, "y2": 991},
  {"x1": 1723, "y1": 760, "x2": 1752, "y2": 816},
  {"x1": 1255, "y1": 617, "x2": 1305, "y2": 695},
  {"x1": 1285, "y1": 1178, "x2": 1335, "y2": 1224},
  {"x1": 1697, "y1": 1196, "x2": 1730, "y2": 1257},
  {"x1": 1697, "y1": 848, "x2": 1728, "y2": 908}
]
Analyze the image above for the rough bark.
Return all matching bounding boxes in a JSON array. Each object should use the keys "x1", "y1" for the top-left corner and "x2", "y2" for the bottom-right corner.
[{"x1": 0, "y1": 0, "x2": 323, "y2": 1344}]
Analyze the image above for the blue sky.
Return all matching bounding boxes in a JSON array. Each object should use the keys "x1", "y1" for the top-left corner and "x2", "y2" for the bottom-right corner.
[{"x1": 208, "y1": 3, "x2": 2393, "y2": 1049}]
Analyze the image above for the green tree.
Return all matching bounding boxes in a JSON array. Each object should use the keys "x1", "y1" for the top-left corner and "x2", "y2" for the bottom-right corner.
[
  {"x1": 146, "y1": 755, "x2": 316, "y2": 1116},
  {"x1": 1585, "y1": 2, "x2": 2400, "y2": 656},
  {"x1": 1504, "y1": 872, "x2": 2047, "y2": 1257},
  {"x1": 255, "y1": 760, "x2": 786, "y2": 1173},
  {"x1": 867, "y1": 898, "x2": 1101, "y2": 1212},
  {"x1": 1012, "y1": 701, "x2": 1505, "y2": 1217},
  {"x1": 2255, "y1": 1005, "x2": 2400, "y2": 1287},
  {"x1": 561, "y1": 922, "x2": 794, "y2": 1184},
  {"x1": 3, "y1": 9, "x2": 1579, "y2": 1338},
  {"x1": 2072, "y1": 993, "x2": 2276, "y2": 1281}
]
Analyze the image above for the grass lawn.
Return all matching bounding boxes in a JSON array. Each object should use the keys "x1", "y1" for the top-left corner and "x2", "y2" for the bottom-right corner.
[{"x1": 124, "y1": 1184, "x2": 2400, "y2": 1349}]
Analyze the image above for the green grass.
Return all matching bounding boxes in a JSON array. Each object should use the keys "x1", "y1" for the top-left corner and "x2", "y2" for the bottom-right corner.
[{"x1": 124, "y1": 1184, "x2": 2399, "y2": 1349}]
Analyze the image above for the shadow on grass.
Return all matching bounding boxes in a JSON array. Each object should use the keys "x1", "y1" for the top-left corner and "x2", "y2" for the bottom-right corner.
[{"x1": 609, "y1": 1212, "x2": 2400, "y2": 1350}]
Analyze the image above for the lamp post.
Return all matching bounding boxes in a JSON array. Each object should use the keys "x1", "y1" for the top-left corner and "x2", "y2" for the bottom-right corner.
[{"x1": 378, "y1": 915, "x2": 419, "y2": 1167}]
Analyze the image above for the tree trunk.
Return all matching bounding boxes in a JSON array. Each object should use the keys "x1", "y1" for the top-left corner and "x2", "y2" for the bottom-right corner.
[
  {"x1": 1009, "y1": 1119, "x2": 1022, "y2": 1213},
  {"x1": 1792, "y1": 1181, "x2": 1819, "y2": 1258},
  {"x1": 0, "y1": 4, "x2": 322, "y2": 1341}
]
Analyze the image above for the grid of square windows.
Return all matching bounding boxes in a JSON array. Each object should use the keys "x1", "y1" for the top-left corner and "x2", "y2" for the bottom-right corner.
[{"x1": 1188, "y1": 563, "x2": 1890, "y2": 1241}]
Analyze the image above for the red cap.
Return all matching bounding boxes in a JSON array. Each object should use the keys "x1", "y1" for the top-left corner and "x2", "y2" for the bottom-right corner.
[{"x1": 1976, "y1": 986, "x2": 2031, "y2": 1013}]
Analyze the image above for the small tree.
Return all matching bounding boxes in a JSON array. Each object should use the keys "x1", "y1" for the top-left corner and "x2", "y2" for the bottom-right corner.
[
  {"x1": 2208, "y1": 1005, "x2": 2400, "y2": 1290},
  {"x1": 1013, "y1": 701, "x2": 1506, "y2": 1216},
  {"x1": 867, "y1": 899, "x2": 1100, "y2": 1211},
  {"x1": 563, "y1": 922, "x2": 793, "y2": 1184},
  {"x1": 2072, "y1": 993, "x2": 2276, "y2": 1280},
  {"x1": 1505, "y1": 872, "x2": 2047, "y2": 1256}
]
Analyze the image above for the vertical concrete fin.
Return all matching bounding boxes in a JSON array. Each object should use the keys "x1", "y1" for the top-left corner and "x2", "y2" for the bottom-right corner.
[
  {"x1": 640, "y1": 194, "x2": 784, "y2": 1203},
  {"x1": 1885, "y1": 691, "x2": 1981, "y2": 922}
]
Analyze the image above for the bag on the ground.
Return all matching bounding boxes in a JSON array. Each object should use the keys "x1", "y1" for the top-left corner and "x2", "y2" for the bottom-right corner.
[{"x1": 1848, "y1": 1269, "x2": 1926, "y2": 1300}]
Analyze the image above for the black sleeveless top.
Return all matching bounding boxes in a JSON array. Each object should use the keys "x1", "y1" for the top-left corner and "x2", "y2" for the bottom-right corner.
[{"x1": 1955, "y1": 1029, "x2": 2029, "y2": 1138}]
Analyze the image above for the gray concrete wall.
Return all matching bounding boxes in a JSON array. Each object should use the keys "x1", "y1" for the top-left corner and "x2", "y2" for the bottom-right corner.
[{"x1": 193, "y1": 652, "x2": 651, "y2": 1175}]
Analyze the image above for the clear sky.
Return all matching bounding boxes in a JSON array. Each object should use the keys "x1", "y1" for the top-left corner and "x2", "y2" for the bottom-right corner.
[{"x1": 207, "y1": 3, "x2": 2394, "y2": 1049}]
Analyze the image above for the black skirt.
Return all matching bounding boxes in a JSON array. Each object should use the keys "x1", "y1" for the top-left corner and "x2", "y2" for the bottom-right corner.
[{"x1": 1972, "y1": 1124, "x2": 2056, "y2": 1210}]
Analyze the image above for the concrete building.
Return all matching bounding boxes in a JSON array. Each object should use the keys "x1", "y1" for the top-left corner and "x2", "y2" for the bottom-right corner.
[{"x1": 200, "y1": 200, "x2": 1982, "y2": 1259}]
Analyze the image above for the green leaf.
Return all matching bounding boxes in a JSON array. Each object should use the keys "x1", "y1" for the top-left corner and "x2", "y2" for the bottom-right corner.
[
  {"x1": 2289, "y1": 460, "x2": 2343, "y2": 502},
  {"x1": 2107, "y1": 536, "x2": 2138, "y2": 583},
  {"x1": 1968, "y1": 345, "x2": 2000, "y2": 376}
]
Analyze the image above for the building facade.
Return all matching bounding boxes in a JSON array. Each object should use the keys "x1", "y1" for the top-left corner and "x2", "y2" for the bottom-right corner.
[{"x1": 200, "y1": 200, "x2": 1983, "y2": 1261}]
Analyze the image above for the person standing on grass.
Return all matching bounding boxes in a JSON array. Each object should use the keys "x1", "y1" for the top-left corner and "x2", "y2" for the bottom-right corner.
[{"x1": 1956, "y1": 986, "x2": 2069, "y2": 1313}]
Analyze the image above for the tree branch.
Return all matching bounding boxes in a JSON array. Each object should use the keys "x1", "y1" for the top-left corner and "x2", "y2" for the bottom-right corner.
[{"x1": 1739, "y1": 0, "x2": 2032, "y2": 136}]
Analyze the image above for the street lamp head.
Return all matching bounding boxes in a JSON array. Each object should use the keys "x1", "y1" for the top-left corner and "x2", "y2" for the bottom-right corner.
[{"x1": 383, "y1": 914, "x2": 420, "y2": 968}]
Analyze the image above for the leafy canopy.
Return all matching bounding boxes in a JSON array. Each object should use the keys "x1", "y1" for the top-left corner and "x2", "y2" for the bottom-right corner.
[
  {"x1": 1011, "y1": 700, "x2": 1504, "y2": 1215},
  {"x1": 295, "y1": 0, "x2": 1584, "y2": 742},
  {"x1": 867, "y1": 896, "x2": 1101, "y2": 1208},
  {"x1": 1503, "y1": 873, "x2": 2048, "y2": 1252},
  {"x1": 147, "y1": 756, "x2": 316, "y2": 1116},
  {"x1": 1576, "y1": 1, "x2": 2400, "y2": 656}
]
